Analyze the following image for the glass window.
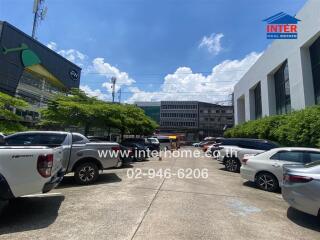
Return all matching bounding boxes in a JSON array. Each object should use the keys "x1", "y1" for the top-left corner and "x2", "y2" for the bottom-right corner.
[
  {"x1": 72, "y1": 134, "x2": 87, "y2": 144},
  {"x1": 309, "y1": 36, "x2": 320, "y2": 104},
  {"x1": 271, "y1": 151, "x2": 304, "y2": 163},
  {"x1": 6, "y1": 134, "x2": 38, "y2": 145},
  {"x1": 37, "y1": 134, "x2": 67, "y2": 145},
  {"x1": 307, "y1": 152, "x2": 320, "y2": 163},
  {"x1": 254, "y1": 82, "x2": 262, "y2": 119},
  {"x1": 274, "y1": 61, "x2": 291, "y2": 115}
]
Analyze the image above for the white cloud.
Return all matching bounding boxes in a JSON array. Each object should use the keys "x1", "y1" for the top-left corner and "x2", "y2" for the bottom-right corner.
[
  {"x1": 199, "y1": 33, "x2": 224, "y2": 55},
  {"x1": 46, "y1": 42, "x2": 136, "y2": 101},
  {"x1": 88, "y1": 58, "x2": 135, "y2": 93},
  {"x1": 80, "y1": 85, "x2": 110, "y2": 101},
  {"x1": 46, "y1": 41, "x2": 261, "y2": 105},
  {"x1": 46, "y1": 42, "x2": 88, "y2": 67},
  {"x1": 47, "y1": 41, "x2": 57, "y2": 51},
  {"x1": 127, "y1": 52, "x2": 262, "y2": 104}
]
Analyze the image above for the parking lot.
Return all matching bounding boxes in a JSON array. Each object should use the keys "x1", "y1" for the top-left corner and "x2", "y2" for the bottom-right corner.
[{"x1": 0, "y1": 147, "x2": 319, "y2": 240}]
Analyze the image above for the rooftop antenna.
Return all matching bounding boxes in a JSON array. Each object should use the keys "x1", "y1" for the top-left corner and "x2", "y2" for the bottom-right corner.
[{"x1": 32, "y1": 0, "x2": 47, "y2": 39}]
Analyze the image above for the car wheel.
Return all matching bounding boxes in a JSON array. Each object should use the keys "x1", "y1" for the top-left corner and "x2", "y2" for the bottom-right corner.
[
  {"x1": 74, "y1": 162, "x2": 99, "y2": 185},
  {"x1": 256, "y1": 172, "x2": 279, "y2": 192},
  {"x1": 225, "y1": 157, "x2": 240, "y2": 172}
]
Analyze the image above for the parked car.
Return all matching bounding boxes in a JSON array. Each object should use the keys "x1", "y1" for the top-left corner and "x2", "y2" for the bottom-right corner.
[
  {"x1": 2, "y1": 131, "x2": 121, "y2": 185},
  {"x1": 202, "y1": 141, "x2": 216, "y2": 152},
  {"x1": 87, "y1": 136, "x2": 110, "y2": 142},
  {"x1": 156, "y1": 136, "x2": 172, "y2": 150},
  {"x1": 192, "y1": 142, "x2": 200, "y2": 147},
  {"x1": 210, "y1": 138, "x2": 279, "y2": 172},
  {"x1": 282, "y1": 162, "x2": 320, "y2": 217},
  {"x1": 240, "y1": 147, "x2": 320, "y2": 192},
  {"x1": 0, "y1": 135, "x2": 64, "y2": 200},
  {"x1": 146, "y1": 137, "x2": 160, "y2": 151},
  {"x1": 192, "y1": 141, "x2": 206, "y2": 147},
  {"x1": 119, "y1": 145, "x2": 135, "y2": 165},
  {"x1": 122, "y1": 138, "x2": 160, "y2": 152},
  {"x1": 120, "y1": 142, "x2": 149, "y2": 161}
]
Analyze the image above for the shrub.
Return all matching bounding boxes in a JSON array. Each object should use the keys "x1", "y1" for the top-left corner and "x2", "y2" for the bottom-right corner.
[{"x1": 224, "y1": 105, "x2": 320, "y2": 148}]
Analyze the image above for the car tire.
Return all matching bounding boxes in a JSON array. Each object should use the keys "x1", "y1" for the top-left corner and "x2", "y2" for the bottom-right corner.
[
  {"x1": 224, "y1": 157, "x2": 240, "y2": 172},
  {"x1": 74, "y1": 162, "x2": 99, "y2": 185},
  {"x1": 256, "y1": 172, "x2": 279, "y2": 192}
]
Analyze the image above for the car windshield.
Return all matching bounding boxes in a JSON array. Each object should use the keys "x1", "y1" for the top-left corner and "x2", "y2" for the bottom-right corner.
[{"x1": 148, "y1": 138, "x2": 159, "y2": 143}]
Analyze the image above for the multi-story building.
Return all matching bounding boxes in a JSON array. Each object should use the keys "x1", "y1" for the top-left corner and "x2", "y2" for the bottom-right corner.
[
  {"x1": 135, "y1": 101, "x2": 161, "y2": 124},
  {"x1": 234, "y1": 0, "x2": 320, "y2": 125},
  {"x1": 198, "y1": 102, "x2": 234, "y2": 137},
  {"x1": 160, "y1": 101, "x2": 234, "y2": 141},
  {"x1": 160, "y1": 101, "x2": 199, "y2": 130},
  {"x1": 0, "y1": 21, "x2": 81, "y2": 122}
]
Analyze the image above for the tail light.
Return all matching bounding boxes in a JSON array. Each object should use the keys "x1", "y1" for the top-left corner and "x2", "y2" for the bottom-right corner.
[
  {"x1": 37, "y1": 154, "x2": 53, "y2": 178},
  {"x1": 284, "y1": 174, "x2": 313, "y2": 183}
]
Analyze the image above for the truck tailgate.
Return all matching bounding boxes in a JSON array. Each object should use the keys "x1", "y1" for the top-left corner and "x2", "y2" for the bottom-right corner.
[{"x1": 0, "y1": 146, "x2": 63, "y2": 198}]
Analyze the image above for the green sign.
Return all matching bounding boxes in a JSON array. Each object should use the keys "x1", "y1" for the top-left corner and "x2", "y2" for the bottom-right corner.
[{"x1": 2, "y1": 43, "x2": 41, "y2": 67}]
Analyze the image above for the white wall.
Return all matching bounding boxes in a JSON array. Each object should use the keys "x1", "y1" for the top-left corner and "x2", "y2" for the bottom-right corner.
[{"x1": 234, "y1": 0, "x2": 320, "y2": 124}]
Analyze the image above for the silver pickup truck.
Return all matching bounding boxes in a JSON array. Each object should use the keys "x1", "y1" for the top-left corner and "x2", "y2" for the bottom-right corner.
[{"x1": 2, "y1": 131, "x2": 121, "y2": 185}]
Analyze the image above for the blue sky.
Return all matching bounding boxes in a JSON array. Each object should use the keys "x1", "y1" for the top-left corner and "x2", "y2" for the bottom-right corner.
[{"x1": 0, "y1": 0, "x2": 307, "y2": 103}]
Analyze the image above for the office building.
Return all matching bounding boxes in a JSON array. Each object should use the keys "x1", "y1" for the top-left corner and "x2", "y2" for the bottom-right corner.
[
  {"x1": 160, "y1": 101, "x2": 234, "y2": 140},
  {"x1": 234, "y1": 0, "x2": 320, "y2": 125}
]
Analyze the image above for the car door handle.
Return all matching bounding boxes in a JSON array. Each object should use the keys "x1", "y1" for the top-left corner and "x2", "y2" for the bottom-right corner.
[{"x1": 272, "y1": 164, "x2": 280, "y2": 168}]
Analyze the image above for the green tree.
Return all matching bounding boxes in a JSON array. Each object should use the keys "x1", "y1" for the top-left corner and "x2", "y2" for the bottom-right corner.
[
  {"x1": 40, "y1": 88, "x2": 158, "y2": 137},
  {"x1": 0, "y1": 92, "x2": 29, "y2": 134}
]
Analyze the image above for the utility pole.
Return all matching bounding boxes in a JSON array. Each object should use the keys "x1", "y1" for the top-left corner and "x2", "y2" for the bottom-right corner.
[
  {"x1": 32, "y1": 0, "x2": 47, "y2": 39},
  {"x1": 111, "y1": 77, "x2": 117, "y2": 103},
  {"x1": 118, "y1": 88, "x2": 122, "y2": 103},
  {"x1": 108, "y1": 77, "x2": 117, "y2": 141}
]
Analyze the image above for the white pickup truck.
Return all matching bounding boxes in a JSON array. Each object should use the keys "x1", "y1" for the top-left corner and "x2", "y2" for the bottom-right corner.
[{"x1": 0, "y1": 142, "x2": 64, "y2": 200}]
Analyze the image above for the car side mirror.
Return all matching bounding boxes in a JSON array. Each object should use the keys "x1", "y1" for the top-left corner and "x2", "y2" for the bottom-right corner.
[{"x1": 0, "y1": 134, "x2": 5, "y2": 145}]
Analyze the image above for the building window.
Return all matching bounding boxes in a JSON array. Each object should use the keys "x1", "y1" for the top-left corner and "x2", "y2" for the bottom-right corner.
[
  {"x1": 310, "y1": 36, "x2": 320, "y2": 104},
  {"x1": 254, "y1": 82, "x2": 262, "y2": 119},
  {"x1": 274, "y1": 61, "x2": 291, "y2": 114}
]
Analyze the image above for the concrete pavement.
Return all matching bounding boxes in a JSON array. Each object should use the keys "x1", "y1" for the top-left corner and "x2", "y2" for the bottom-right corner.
[{"x1": 0, "y1": 147, "x2": 319, "y2": 239}]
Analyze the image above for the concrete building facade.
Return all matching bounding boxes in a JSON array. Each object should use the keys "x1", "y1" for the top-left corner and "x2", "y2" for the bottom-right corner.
[
  {"x1": 234, "y1": 0, "x2": 320, "y2": 124},
  {"x1": 160, "y1": 101, "x2": 234, "y2": 140}
]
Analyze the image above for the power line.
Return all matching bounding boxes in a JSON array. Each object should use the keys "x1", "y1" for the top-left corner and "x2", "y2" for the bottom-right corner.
[{"x1": 84, "y1": 69, "x2": 250, "y2": 77}]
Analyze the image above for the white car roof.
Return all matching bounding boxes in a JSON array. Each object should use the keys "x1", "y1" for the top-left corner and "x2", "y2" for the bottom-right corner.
[{"x1": 272, "y1": 147, "x2": 320, "y2": 152}]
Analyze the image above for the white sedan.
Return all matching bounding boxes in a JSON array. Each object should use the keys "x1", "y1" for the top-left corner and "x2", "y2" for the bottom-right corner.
[{"x1": 240, "y1": 147, "x2": 320, "y2": 192}]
